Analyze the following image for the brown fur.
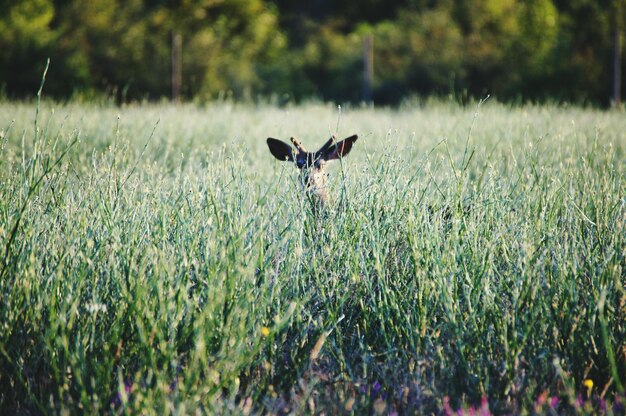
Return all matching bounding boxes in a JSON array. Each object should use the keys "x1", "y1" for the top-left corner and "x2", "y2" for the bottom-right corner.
[{"x1": 267, "y1": 134, "x2": 358, "y2": 210}]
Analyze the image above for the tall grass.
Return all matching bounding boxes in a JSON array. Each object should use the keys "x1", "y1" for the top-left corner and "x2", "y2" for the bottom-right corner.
[{"x1": 1, "y1": 97, "x2": 625, "y2": 414}]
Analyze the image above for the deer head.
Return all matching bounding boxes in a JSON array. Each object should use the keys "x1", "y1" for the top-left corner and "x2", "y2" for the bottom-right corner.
[{"x1": 266, "y1": 134, "x2": 358, "y2": 209}]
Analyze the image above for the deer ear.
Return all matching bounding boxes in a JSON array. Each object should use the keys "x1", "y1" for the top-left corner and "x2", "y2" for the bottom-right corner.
[
  {"x1": 315, "y1": 136, "x2": 336, "y2": 159},
  {"x1": 267, "y1": 138, "x2": 295, "y2": 162},
  {"x1": 323, "y1": 134, "x2": 358, "y2": 161}
]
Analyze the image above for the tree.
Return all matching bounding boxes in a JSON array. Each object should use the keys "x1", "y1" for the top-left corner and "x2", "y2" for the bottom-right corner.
[
  {"x1": 149, "y1": 0, "x2": 285, "y2": 99},
  {"x1": 51, "y1": 0, "x2": 170, "y2": 100},
  {"x1": 549, "y1": 0, "x2": 618, "y2": 103},
  {"x1": 611, "y1": 0, "x2": 625, "y2": 105},
  {"x1": 366, "y1": 7, "x2": 464, "y2": 102},
  {"x1": 0, "y1": 0, "x2": 57, "y2": 96}
]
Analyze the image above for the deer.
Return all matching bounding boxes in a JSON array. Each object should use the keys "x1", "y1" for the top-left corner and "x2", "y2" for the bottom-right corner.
[{"x1": 266, "y1": 134, "x2": 358, "y2": 212}]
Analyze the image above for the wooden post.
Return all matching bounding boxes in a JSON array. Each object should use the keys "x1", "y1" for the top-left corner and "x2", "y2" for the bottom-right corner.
[
  {"x1": 171, "y1": 32, "x2": 182, "y2": 102},
  {"x1": 612, "y1": 0, "x2": 623, "y2": 106},
  {"x1": 612, "y1": 26, "x2": 622, "y2": 106},
  {"x1": 363, "y1": 35, "x2": 374, "y2": 104}
]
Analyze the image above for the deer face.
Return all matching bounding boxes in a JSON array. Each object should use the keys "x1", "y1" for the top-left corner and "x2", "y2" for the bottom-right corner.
[{"x1": 266, "y1": 135, "x2": 358, "y2": 207}]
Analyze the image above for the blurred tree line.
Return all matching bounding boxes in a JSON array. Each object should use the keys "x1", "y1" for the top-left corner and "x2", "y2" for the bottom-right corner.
[{"x1": 0, "y1": 0, "x2": 624, "y2": 105}]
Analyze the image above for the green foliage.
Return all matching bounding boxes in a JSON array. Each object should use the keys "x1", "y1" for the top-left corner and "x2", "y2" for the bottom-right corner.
[
  {"x1": 263, "y1": 0, "x2": 623, "y2": 104},
  {"x1": 0, "y1": 98, "x2": 625, "y2": 413},
  {"x1": 151, "y1": 0, "x2": 286, "y2": 98},
  {"x1": 0, "y1": 0, "x2": 56, "y2": 94},
  {"x1": 0, "y1": 1, "x2": 625, "y2": 103},
  {"x1": 366, "y1": 8, "x2": 465, "y2": 102}
]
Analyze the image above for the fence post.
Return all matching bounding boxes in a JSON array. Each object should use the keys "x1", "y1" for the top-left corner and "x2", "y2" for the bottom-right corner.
[
  {"x1": 363, "y1": 34, "x2": 374, "y2": 104},
  {"x1": 172, "y1": 32, "x2": 182, "y2": 102},
  {"x1": 613, "y1": 27, "x2": 622, "y2": 106}
]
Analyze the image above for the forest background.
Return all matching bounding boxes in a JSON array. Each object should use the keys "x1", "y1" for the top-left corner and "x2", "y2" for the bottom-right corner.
[{"x1": 1, "y1": 0, "x2": 625, "y2": 105}]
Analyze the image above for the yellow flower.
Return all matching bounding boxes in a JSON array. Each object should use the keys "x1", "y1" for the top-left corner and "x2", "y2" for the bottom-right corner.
[
  {"x1": 583, "y1": 379, "x2": 594, "y2": 397},
  {"x1": 261, "y1": 327, "x2": 270, "y2": 337}
]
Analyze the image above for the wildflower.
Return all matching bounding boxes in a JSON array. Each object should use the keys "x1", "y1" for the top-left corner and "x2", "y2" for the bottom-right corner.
[
  {"x1": 373, "y1": 397, "x2": 386, "y2": 415},
  {"x1": 549, "y1": 396, "x2": 559, "y2": 409},
  {"x1": 241, "y1": 397, "x2": 253, "y2": 415},
  {"x1": 372, "y1": 380, "x2": 382, "y2": 396},
  {"x1": 261, "y1": 326, "x2": 270, "y2": 337},
  {"x1": 534, "y1": 390, "x2": 549, "y2": 410},
  {"x1": 479, "y1": 396, "x2": 491, "y2": 416},
  {"x1": 583, "y1": 379, "x2": 593, "y2": 398},
  {"x1": 344, "y1": 396, "x2": 355, "y2": 412},
  {"x1": 443, "y1": 396, "x2": 454, "y2": 416},
  {"x1": 85, "y1": 302, "x2": 107, "y2": 314}
]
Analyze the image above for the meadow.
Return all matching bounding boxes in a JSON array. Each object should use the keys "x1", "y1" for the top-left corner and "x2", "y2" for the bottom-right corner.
[{"x1": 0, "y1": 95, "x2": 625, "y2": 414}]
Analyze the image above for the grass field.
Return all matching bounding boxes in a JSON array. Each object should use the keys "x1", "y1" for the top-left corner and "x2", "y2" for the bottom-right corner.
[{"x1": 1, "y1": 96, "x2": 625, "y2": 414}]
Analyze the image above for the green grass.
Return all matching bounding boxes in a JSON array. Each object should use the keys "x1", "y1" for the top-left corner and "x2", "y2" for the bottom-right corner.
[{"x1": 1, "y1": 97, "x2": 625, "y2": 414}]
